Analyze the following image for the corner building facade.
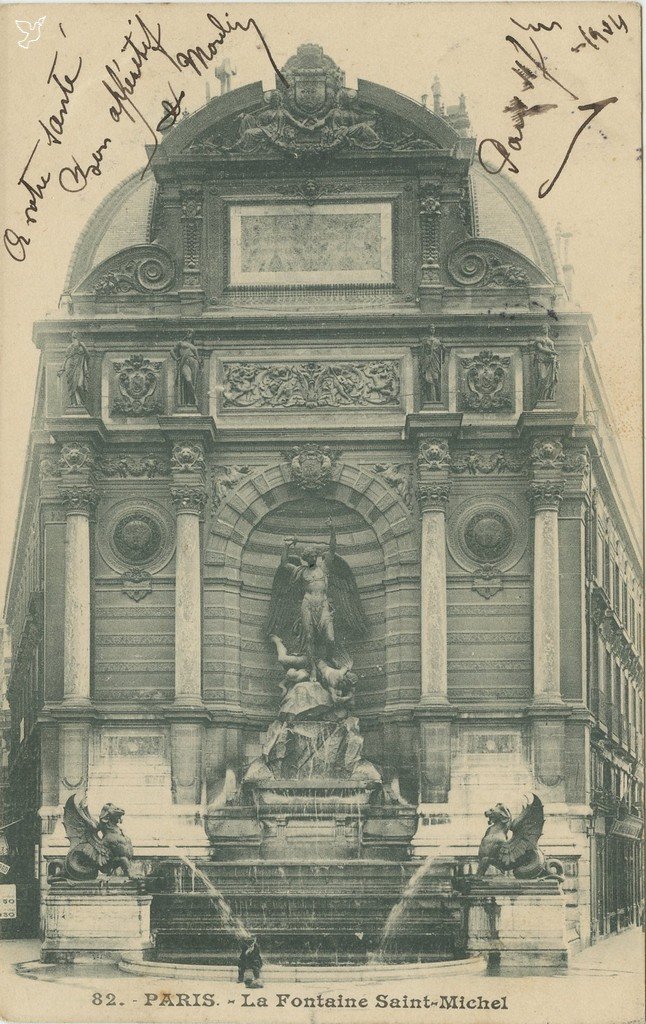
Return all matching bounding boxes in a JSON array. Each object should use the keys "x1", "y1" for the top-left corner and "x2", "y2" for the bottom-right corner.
[{"x1": 4, "y1": 46, "x2": 643, "y2": 949}]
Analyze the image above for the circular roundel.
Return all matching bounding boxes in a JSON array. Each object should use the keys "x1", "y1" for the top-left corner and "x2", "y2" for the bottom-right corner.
[
  {"x1": 464, "y1": 511, "x2": 513, "y2": 563},
  {"x1": 99, "y1": 499, "x2": 175, "y2": 573},
  {"x1": 113, "y1": 513, "x2": 162, "y2": 564},
  {"x1": 448, "y1": 497, "x2": 526, "y2": 574}
]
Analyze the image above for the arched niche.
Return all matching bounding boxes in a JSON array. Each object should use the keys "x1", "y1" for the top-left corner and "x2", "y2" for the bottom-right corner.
[
  {"x1": 238, "y1": 495, "x2": 386, "y2": 714},
  {"x1": 203, "y1": 460, "x2": 420, "y2": 711}
]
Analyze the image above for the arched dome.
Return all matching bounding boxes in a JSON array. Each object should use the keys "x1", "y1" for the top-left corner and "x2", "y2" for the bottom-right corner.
[{"x1": 64, "y1": 69, "x2": 562, "y2": 292}]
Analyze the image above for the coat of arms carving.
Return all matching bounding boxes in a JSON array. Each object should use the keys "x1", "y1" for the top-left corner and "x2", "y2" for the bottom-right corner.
[
  {"x1": 459, "y1": 351, "x2": 513, "y2": 412},
  {"x1": 286, "y1": 444, "x2": 338, "y2": 491},
  {"x1": 112, "y1": 355, "x2": 164, "y2": 416}
]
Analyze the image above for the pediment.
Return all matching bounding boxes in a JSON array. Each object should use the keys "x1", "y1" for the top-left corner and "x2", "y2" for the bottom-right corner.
[
  {"x1": 152, "y1": 46, "x2": 465, "y2": 165},
  {"x1": 72, "y1": 244, "x2": 176, "y2": 298}
]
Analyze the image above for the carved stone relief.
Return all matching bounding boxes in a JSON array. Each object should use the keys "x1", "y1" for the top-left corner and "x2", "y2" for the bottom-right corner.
[
  {"x1": 111, "y1": 355, "x2": 164, "y2": 416},
  {"x1": 459, "y1": 350, "x2": 513, "y2": 413},
  {"x1": 372, "y1": 464, "x2": 414, "y2": 508},
  {"x1": 221, "y1": 360, "x2": 400, "y2": 410},
  {"x1": 212, "y1": 466, "x2": 253, "y2": 508},
  {"x1": 98, "y1": 499, "x2": 175, "y2": 574},
  {"x1": 448, "y1": 496, "x2": 526, "y2": 576},
  {"x1": 286, "y1": 445, "x2": 338, "y2": 491}
]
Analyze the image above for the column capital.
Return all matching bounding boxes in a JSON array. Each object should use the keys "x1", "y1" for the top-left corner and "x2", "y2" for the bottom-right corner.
[
  {"x1": 530, "y1": 481, "x2": 563, "y2": 513},
  {"x1": 419, "y1": 483, "x2": 450, "y2": 513},
  {"x1": 171, "y1": 485, "x2": 207, "y2": 515},
  {"x1": 59, "y1": 485, "x2": 99, "y2": 515}
]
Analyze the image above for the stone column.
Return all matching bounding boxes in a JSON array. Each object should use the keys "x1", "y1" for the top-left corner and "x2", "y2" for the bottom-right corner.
[
  {"x1": 58, "y1": 444, "x2": 97, "y2": 705},
  {"x1": 170, "y1": 442, "x2": 207, "y2": 706},
  {"x1": 531, "y1": 481, "x2": 564, "y2": 703},
  {"x1": 417, "y1": 440, "x2": 451, "y2": 704}
]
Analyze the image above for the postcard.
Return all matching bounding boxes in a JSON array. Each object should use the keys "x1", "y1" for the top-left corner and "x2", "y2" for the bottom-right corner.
[{"x1": 0, "y1": 3, "x2": 642, "y2": 1023}]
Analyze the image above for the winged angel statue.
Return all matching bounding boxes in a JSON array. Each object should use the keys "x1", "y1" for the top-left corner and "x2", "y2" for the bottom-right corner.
[
  {"x1": 243, "y1": 517, "x2": 380, "y2": 784},
  {"x1": 267, "y1": 517, "x2": 367, "y2": 689},
  {"x1": 60, "y1": 793, "x2": 133, "y2": 880}
]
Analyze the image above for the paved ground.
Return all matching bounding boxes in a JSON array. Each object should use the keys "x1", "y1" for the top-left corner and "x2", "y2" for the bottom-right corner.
[{"x1": 0, "y1": 928, "x2": 644, "y2": 1024}]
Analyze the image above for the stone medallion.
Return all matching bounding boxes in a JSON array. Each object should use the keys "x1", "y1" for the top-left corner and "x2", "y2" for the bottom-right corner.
[
  {"x1": 464, "y1": 511, "x2": 513, "y2": 564},
  {"x1": 448, "y1": 497, "x2": 526, "y2": 574},
  {"x1": 113, "y1": 513, "x2": 162, "y2": 564},
  {"x1": 98, "y1": 499, "x2": 175, "y2": 574}
]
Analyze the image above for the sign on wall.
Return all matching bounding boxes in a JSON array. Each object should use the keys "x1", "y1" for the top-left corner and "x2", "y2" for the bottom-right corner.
[{"x1": 0, "y1": 885, "x2": 16, "y2": 919}]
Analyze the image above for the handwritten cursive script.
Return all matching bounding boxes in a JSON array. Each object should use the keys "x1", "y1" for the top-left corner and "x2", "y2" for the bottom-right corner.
[
  {"x1": 478, "y1": 13, "x2": 627, "y2": 199},
  {"x1": 3, "y1": 9, "x2": 283, "y2": 262}
]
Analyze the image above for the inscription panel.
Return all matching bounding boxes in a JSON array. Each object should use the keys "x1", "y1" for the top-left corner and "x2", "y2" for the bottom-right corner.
[{"x1": 229, "y1": 202, "x2": 393, "y2": 285}]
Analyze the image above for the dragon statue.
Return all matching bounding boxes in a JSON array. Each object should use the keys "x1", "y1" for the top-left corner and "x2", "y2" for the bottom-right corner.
[
  {"x1": 477, "y1": 794, "x2": 563, "y2": 880},
  {"x1": 61, "y1": 793, "x2": 133, "y2": 880}
]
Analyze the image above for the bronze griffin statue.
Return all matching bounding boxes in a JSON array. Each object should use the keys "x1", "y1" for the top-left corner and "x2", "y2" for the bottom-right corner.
[
  {"x1": 477, "y1": 794, "x2": 563, "y2": 880},
  {"x1": 61, "y1": 793, "x2": 134, "y2": 880}
]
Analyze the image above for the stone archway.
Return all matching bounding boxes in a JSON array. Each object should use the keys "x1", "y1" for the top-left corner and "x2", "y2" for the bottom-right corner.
[{"x1": 203, "y1": 459, "x2": 420, "y2": 711}]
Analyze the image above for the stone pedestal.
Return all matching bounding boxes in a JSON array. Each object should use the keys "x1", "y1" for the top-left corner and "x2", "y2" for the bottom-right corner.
[
  {"x1": 41, "y1": 880, "x2": 153, "y2": 963},
  {"x1": 458, "y1": 877, "x2": 568, "y2": 974}
]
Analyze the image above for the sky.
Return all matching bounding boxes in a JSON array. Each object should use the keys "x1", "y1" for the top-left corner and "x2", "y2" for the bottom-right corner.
[{"x1": 0, "y1": 1, "x2": 642, "y2": 601}]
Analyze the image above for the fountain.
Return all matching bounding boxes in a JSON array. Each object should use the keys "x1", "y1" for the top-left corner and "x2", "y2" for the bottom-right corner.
[{"x1": 139, "y1": 525, "x2": 472, "y2": 971}]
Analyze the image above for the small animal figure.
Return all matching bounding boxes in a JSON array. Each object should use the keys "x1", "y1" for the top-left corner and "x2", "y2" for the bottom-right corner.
[
  {"x1": 477, "y1": 794, "x2": 563, "y2": 880},
  {"x1": 62, "y1": 793, "x2": 134, "y2": 880},
  {"x1": 16, "y1": 16, "x2": 46, "y2": 49}
]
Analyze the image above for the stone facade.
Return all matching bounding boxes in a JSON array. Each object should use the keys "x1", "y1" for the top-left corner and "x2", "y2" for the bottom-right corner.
[{"x1": 3, "y1": 45, "x2": 643, "y2": 954}]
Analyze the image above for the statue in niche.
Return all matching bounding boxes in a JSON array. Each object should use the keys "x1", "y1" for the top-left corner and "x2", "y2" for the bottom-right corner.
[
  {"x1": 242, "y1": 517, "x2": 380, "y2": 786},
  {"x1": 59, "y1": 332, "x2": 89, "y2": 408},
  {"x1": 532, "y1": 327, "x2": 559, "y2": 402},
  {"x1": 421, "y1": 326, "x2": 443, "y2": 403},
  {"x1": 267, "y1": 517, "x2": 367, "y2": 683},
  {"x1": 172, "y1": 331, "x2": 201, "y2": 407}
]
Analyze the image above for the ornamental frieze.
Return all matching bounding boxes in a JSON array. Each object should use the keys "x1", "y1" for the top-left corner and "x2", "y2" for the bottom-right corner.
[
  {"x1": 221, "y1": 360, "x2": 400, "y2": 410},
  {"x1": 98, "y1": 453, "x2": 170, "y2": 478}
]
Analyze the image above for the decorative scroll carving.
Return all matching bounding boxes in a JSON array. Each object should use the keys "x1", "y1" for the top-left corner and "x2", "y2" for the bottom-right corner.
[
  {"x1": 418, "y1": 439, "x2": 451, "y2": 471},
  {"x1": 88, "y1": 245, "x2": 175, "y2": 296},
  {"x1": 533, "y1": 326, "x2": 559, "y2": 402},
  {"x1": 120, "y1": 568, "x2": 153, "y2": 602},
  {"x1": 98, "y1": 454, "x2": 170, "y2": 478},
  {"x1": 59, "y1": 443, "x2": 95, "y2": 475},
  {"x1": 212, "y1": 466, "x2": 252, "y2": 507},
  {"x1": 171, "y1": 442, "x2": 205, "y2": 473},
  {"x1": 372, "y1": 464, "x2": 414, "y2": 508},
  {"x1": 221, "y1": 360, "x2": 400, "y2": 410},
  {"x1": 419, "y1": 188, "x2": 441, "y2": 284},
  {"x1": 58, "y1": 333, "x2": 89, "y2": 409},
  {"x1": 420, "y1": 326, "x2": 443, "y2": 402},
  {"x1": 171, "y1": 486, "x2": 207, "y2": 514},
  {"x1": 60, "y1": 486, "x2": 99, "y2": 514},
  {"x1": 452, "y1": 449, "x2": 525, "y2": 474},
  {"x1": 112, "y1": 355, "x2": 163, "y2": 416},
  {"x1": 418, "y1": 483, "x2": 450, "y2": 513},
  {"x1": 171, "y1": 331, "x2": 202, "y2": 407},
  {"x1": 530, "y1": 482, "x2": 563, "y2": 512},
  {"x1": 459, "y1": 351, "x2": 512, "y2": 412},
  {"x1": 286, "y1": 444, "x2": 338, "y2": 491},
  {"x1": 181, "y1": 190, "x2": 203, "y2": 275},
  {"x1": 530, "y1": 438, "x2": 565, "y2": 469},
  {"x1": 447, "y1": 240, "x2": 534, "y2": 288}
]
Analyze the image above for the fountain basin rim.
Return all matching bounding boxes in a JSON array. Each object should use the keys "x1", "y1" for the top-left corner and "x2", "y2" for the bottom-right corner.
[{"x1": 119, "y1": 953, "x2": 486, "y2": 982}]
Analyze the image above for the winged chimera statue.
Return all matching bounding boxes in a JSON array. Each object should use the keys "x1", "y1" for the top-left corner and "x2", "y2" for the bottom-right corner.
[
  {"x1": 61, "y1": 793, "x2": 133, "y2": 880},
  {"x1": 266, "y1": 517, "x2": 367, "y2": 685},
  {"x1": 477, "y1": 794, "x2": 563, "y2": 880}
]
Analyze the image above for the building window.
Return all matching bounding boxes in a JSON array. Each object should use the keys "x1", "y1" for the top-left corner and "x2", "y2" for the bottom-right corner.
[
  {"x1": 603, "y1": 539, "x2": 611, "y2": 593},
  {"x1": 612, "y1": 562, "x2": 620, "y2": 613},
  {"x1": 628, "y1": 596, "x2": 635, "y2": 638},
  {"x1": 621, "y1": 581, "x2": 628, "y2": 626}
]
